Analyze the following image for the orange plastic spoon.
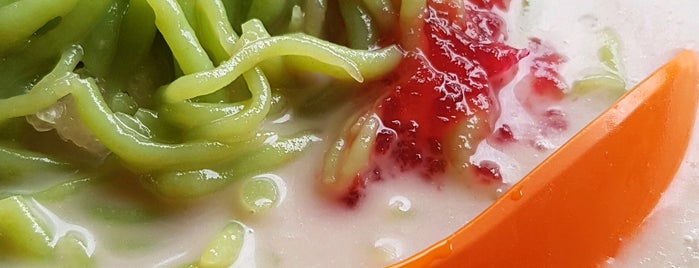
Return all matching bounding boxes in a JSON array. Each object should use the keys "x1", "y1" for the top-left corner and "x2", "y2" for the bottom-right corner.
[{"x1": 392, "y1": 50, "x2": 699, "y2": 267}]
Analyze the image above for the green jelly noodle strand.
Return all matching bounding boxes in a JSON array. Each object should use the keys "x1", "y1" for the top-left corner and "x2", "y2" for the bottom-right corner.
[
  {"x1": 159, "y1": 1, "x2": 270, "y2": 142},
  {"x1": 70, "y1": 78, "x2": 261, "y2": 172},
  {"x1": 53, "y1": 233, "x2": 95, "y2": 267},
  {"x1": 239, "y1": 175, "x2": 282, "y2": 214},
  {"x1": 196, "y1": 221, "x2": 251, "y2": 268},
  {"x1": 571, "y1": 28, "x2": 626, "y2": 100},
  {"x1": 598, "y1": 28, "x2": 624, "y2": 75},
  {"x1": 300, "y1": 0, "x2": 327, "y2": 37},
  {"x1": 159, "y1": 34, "x2": 358, "y2": 102},
  {"x1": 247, "y1": 0, "x2": 287, "y2": 28},
  {"x1": 146, "y1": 0, "x2": 213, "y2": 74},
  {"x1": 399, "y1": 0, "x2": 426, "y2": 49},
  {"x1": 321, "y1": 112, "x2": 378, "y2": 191},
  {"x1": 245, "y1": 0, "x2": 304, "y2": 35},
  {"x1": 107, "y1": 0, "x2": 157, "y2": 84},
  {"x1": 288, "y1": 5, "x2": 303, "y2": 32},
  {"x1": 571, "y1": 75, "x2": 625, "y2": 99},
  {"x1": 33, "y1": 177, "x2": 92, "y2": 203},
  {"x1": 0, "y1": 45, "x2": 82, "y2": 121},
  {"x1": 191, "y1": 68, "x2": 270, "y2": 141},
  {"x1": 157, "y1": 4, "x2": 272, "y2": 142},
  {"x1": 160, "y1": 101, "x2": 246, "y2": 129},
  {"x1": 194, "y1": 0, "x2": 239, "y2": 63},
  {"x1": 0, "y1": 196, "x2": 95, "y2": 265},
  {"x1": 86, "y1": 200, "x2": 159, "y2": 224},
  {"x1": 148, "y1": 132, "x2": 319, "y2": 198},
  {"x1": 0, "y1": 145, "x2": 71, "y2": 178},
  {"x1": 338, "y1": 0, "x2": 378, "y2": 49},
  {"x1": 80, "y1": 0, "x2": 129, "y2": 78},
  {"x1": 0, "y1": 47, "x2": 256, "y2": 172},
  {"x1": 188, "y1": 1, "x2": 245, "y2": 103},
  {"x1": 0, "y1": 196, "x2": 52, "y2": 258},
  {"x1": 282, "y1": 33, "x2": 402, "y2": 81},
  {"x1": 0, "y1": 0, "x2": 79, "y2": 54},
  {"x1": 359, "y1": 0, "x2": 397, "y2": 30},
  {"x1": 175, "y1": 0, "x2": 197, "y2": 29},
  {"x1": 238, "y1": 18, "x2": 272, "y2": 46},
  {"x1": 0, "y1": 0, "x2": 407, "y2": 202},
  {"x1": 0, "y1": 0, "x2": 21, "y2": 7},
  {"x1": 0, "y1": 0, "x2": 112, "y2": 93},
  {"x1": 160, "y1": 31, "x2": 402, "y2": 103}
]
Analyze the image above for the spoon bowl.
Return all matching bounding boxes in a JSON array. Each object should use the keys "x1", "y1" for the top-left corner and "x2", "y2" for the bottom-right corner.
[{"x1": 392, "y1": 50, "x2": 699, "y2": 267}]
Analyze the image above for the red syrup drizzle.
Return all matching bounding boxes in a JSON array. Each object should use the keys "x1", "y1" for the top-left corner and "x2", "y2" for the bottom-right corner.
[
  {"x1": 335, "y1": 0, "x2": 567, "y2": 207},
  {"x1": 488, "y1": 38, "x2": 570, "y2": 148},
  {"x1": 515, "y1": 39, "x2": 567, "y2": 117},
  {"x1": 509, "y1": 38, "x2": 570, "y2": 147}
]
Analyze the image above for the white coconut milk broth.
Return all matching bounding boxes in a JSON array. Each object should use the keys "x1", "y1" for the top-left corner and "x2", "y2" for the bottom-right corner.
[
  {"x1": 504, "y1": 1, "x2": 699, "y2": 267},
  {"x1": 255, "y1": 0, "x2": 699, "y2": 266},
  {"x1": 17, "y1": 1, "x2": 699, "y2": 267}
]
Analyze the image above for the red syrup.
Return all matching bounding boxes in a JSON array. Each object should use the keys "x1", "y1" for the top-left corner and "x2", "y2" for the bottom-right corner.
[{"x1": 331, "y1": 0, "x2": 569, "y2": 207}]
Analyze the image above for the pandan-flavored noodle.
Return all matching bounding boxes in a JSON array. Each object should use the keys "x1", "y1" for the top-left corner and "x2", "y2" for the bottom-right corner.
[{"x1": 1, "y1": 0, "x2": 698, "y2": 267}]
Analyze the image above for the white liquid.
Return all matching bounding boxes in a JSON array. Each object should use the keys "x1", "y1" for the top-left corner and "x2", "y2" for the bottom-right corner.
[
  {"x1": 502, "y1": 1, "x2": 699, "y2": 267},
  {"x1": 12, "y1": 1, "x2": 699, "y2": 267},
  {"x1": 230, "y1": 1, "x2": 699, "y2": 266}
]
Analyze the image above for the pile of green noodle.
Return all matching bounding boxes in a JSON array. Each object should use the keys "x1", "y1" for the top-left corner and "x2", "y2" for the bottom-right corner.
[{"x1": 0, "y1": 0, "x2": 403, "y2": 266}]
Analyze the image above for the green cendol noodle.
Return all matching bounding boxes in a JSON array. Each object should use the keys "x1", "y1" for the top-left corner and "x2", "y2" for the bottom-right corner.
[{"x1": 0, "y1": 0, "x2": 403, "y2": 266}]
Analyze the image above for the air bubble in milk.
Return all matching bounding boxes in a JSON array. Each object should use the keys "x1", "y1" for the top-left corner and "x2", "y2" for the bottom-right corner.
[
  {"x1": 533, "y1": 139, "x2": 556, "y2": 150},
  {"x1": 578, "y1": 14, "x2": 599, "y2": 30},
  {"x1": 388, "y1": 196, "x2": 412, "y2": 215},
  {"x1": 684, "y1": 229, "x2": 699, "y2": 249},
  {"x1": 374, "y1": 237, "x2": 404, "y2": 262}
]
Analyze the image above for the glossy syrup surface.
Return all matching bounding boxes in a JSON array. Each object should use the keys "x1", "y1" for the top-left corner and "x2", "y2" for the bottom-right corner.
[{"x1": 337, "y1": 1, "x2": 530, "y2": 207}]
